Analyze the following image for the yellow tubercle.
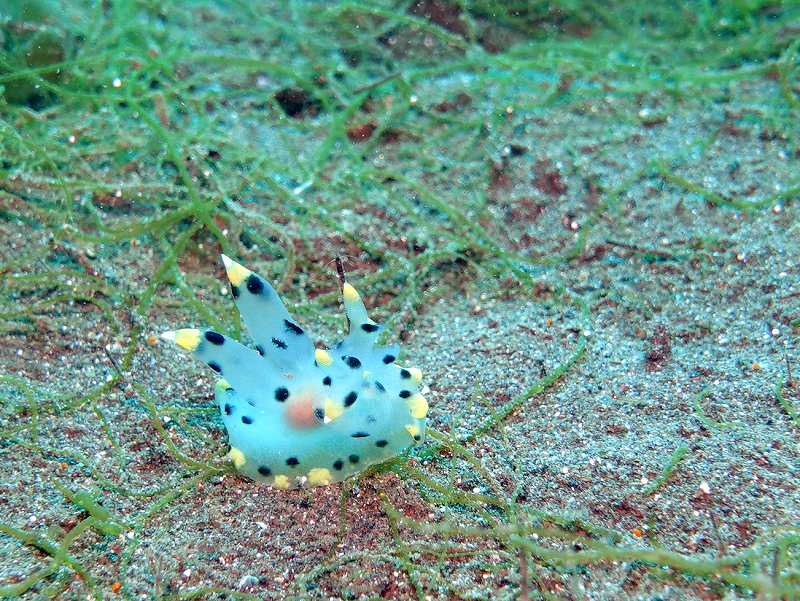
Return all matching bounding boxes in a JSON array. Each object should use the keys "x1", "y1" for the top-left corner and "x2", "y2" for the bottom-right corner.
[
  {"x1": 315, "y1": 348, "x2": 333, "y2": 367},
  {"x1": 227, "y1": 447, "x2": 246, "y2": 469},
  {"x1": 324, "y1": 398, "x2": 344, "y2": 422},
  {"x1": 342, "y1": 282, "x2": 360, "y2": 302},
  {"x1": 215, "y1": 378, "x2": 232, "y2": 392},
  {"x1": 407, "y1": 394, "x2": 428, "y2": 419},
  {"x1": 405, "y1": 424, "x2": 420, "y2": 439},
  {"x1": 221, "y1": 254, "x2": 251, "y2": 286},
  {"x1": 308, "y1": 468, "x2": 332, "y2": 486},
  {"x1": 408, "y1": 367, "x2": 423, "y2": 383},
  {"x1": 273, "y1": 475, "x2": 290, "y2": 489}
]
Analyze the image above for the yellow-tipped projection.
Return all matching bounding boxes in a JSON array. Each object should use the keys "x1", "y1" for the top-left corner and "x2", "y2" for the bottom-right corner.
[
  {"x1": 221, "y1": 254, "x2": 251, "y2": 286},
  {"x1": 227, "y1": 447, "x2": 246, "y2": 469},
  {"x1": 215, "y1": 379, "x2": 232, "y2": 392},
  {"x1": 342, "y1": 282, "x2": 360, "y2": 302},
  {"x1": 315, "y1": 348, "x2": 333, "y2": 367},
  {"x1": 161, "y1": 329, "x2": 200, "y2": 351},
  {"x1": 273, "y1": 475, "x2": 290, "y2": 489},
  {"x1": 308, "y1": 468, "x2": 332, "y2": 486},
  {"x1": 407, "y1": 394, "x2": 429, "y2": 419},
  {"x1": 324, "y1": 398, "x2": 344, "y2": 423}
]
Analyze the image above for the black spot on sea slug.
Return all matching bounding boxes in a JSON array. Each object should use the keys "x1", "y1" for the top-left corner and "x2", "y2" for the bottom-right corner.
[
  {"x1": 382, "y1": 354, "x2": 395, "y2": 364},
  {"x1": 375, "y1": 381, "x2": 385, "y2": 392},
  {"x1": 258, "y1": 466, "x2": 272, "y2": 476},
  {"x1": 351, "y1": 431, "x2": 370, "y2": 438},
  {"x1": 344, "y1": 391, "x2": 358, "y2": 407},
  {"x1": 322, "y1": 376, "x2": 331, "y2": 386},
  {"x1": 205, "y1": 330, "x2": 225, "y2": 345},
  {"x1": 333, "y1": 459, "x2": 344, "y2": 471},
  {"x1": 399, "y1": 390, "x2": 411, "y2": 398},
  {"x1": 348, "y1": 454, "x2": 359, "y2": 464},
  {"x1": 224, "y1": 403, "x2": 234, "y2": 415},
  {"x1": 241, "y1": 415, "x2": 253, "y2": 424},
  {"x1": 256, "y1": 345, "x2": 264, "y2": 356},
  {"x1": 399, "y1": 368, "x2": 411, "y2": 379},
  {"x1": 344, "y1": 356, "x2": 361, "y2": 369},
  {"x1": 231, "y1": 285, "x2": 240, "y2": 299},
  {"x1": 376, "y1": 440, "x2": 388, "y2": 447},
  {"x1": 414, "y1": 434, "x2": 421, "y2": 441},
  {"x1": 275, "y1": 387, "x2": 289, "y2": 402},
  {"x1": 314, "y1": 408, "x2": 324, "y2": 421},
  {"x1": 360, "y1": 323, "x2": 379, "y2": 333},
  {"x1": 272, "y1": 337, "x2": 287, "y2": 349},
  {"x1": 246, "y1": 274, "x2": 263, "y2": 295},
  {"x1": 284, "y1": 320, "x2": 304, "y2": 335},
  {"x1": 286, "y1": 457, "x2": 299, "y2": 466},
  {"x1": 208, "y1": 361, "x2": 222, "y2": 373}
]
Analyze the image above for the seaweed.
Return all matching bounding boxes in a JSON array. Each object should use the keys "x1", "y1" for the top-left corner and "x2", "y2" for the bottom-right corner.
[{"x1": 1, "y1": 1, "x2": 798, "y2": 598}]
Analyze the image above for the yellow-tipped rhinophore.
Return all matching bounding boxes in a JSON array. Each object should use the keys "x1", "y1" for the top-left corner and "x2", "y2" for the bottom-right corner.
[
  {"x1": 314, "y1": 348, "x2": 333, "y2": 367},
  {"x1": 407, "y1": 394, "x2": 428, "y2": 419},
  {"x1": 308, "y1": 468, "x2": 332, "y2": 486},
  {"x1": 215, "y1": 378, "x2": 232, "y2": 392},
  {"x1": 408, "y1": 367, "x2": 423, "y2": 384},
  {"x1": 342, "y1": 282, "x2": 360, "y2": 302},
  {"x1": 227, "y1": 447, "x2": 246, "y2": 469},
  {"x1": 161, "y1": 328, "x2": 201, "y2": 351},
  {"x1": 221, "y1": 253, "x2": 251, "y2": 286}
]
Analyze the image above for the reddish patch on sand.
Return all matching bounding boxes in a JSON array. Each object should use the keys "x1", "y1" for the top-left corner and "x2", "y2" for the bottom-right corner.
[
  {"x1": 347, "y1": 121, "x2": 377, "y2": 142},
  {"x1": 533, "y1": 160, "x2": 568, "y2": 196}
]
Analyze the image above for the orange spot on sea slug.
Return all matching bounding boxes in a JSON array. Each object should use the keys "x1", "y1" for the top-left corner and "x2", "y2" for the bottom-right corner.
[{"x1": 285, "y1": 388, "x2": 321, "y2": 429}]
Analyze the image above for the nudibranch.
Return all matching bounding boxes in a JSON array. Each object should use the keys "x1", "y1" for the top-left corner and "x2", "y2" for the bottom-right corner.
[{"x1": 160, "y1": 255, "x2": 427, "y2": 488}]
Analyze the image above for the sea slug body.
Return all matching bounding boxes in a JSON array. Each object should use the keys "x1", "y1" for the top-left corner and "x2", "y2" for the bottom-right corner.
[{"x1": 160, "y1": 255, "x2": 427, "y2": 488}]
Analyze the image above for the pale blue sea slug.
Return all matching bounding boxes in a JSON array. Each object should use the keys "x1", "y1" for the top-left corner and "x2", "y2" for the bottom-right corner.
[{"x1": 160, "y1": 255, "x2": 427, "y2": 488}]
